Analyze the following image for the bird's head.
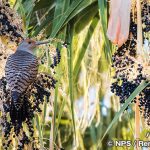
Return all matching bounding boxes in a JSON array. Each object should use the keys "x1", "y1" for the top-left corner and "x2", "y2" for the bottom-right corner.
[{"x1": 17, "y1": 38, "x2": 50, "y2": 54}]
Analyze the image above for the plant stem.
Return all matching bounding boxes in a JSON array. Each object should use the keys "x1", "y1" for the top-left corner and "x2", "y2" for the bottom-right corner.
[
  {"x1": 135, "y1": 99, "x2": 140, "y2": 150},
  {"x1": 49, "y1": 102, "x2": 54, "y2": 150}
]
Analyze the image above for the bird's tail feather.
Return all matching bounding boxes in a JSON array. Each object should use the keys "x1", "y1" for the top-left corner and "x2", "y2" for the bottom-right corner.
[
  {"x1": 11, "y1": 91, "x2": 22, "y2": 110},
  {"x1": 10, "y1": 91, "x2": 26, "y2": 125}
]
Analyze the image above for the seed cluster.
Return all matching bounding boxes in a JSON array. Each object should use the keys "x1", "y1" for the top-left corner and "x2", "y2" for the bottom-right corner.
[
  {"x1": 111, "y1": 1, "x2": 150, "y2": 124},
  {"x1": 0, "y1": 0, "x2": 23, "y2": 43},
  {"x1": 0, "y1": 73, "x2": 57, "y2": 150}
]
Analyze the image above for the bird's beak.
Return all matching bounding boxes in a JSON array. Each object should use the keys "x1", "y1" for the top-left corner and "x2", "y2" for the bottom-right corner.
[{"x1": 35, "y1": 40, "x2": 50, "y2": 45}]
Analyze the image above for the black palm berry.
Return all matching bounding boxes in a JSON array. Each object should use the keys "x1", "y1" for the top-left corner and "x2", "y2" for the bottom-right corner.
[{"x1": 50, "y1": 48, "x2": 61, "y2": 69}]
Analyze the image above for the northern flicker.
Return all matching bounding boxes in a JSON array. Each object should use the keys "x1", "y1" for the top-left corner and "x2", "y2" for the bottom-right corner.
[{"x1": 5, "y1": 39, "x2": 49, "y2": 123}]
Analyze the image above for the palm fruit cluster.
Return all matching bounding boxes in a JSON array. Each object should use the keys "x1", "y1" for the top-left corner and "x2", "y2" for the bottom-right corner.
[
  {"x1": 50, "y1": 48, "x2": 61, "y2": 68},
  {"x1": 39, "y1": 40, "x2": 65, "y2": 70},
  {"x1": 0, "y1": 0, "x2": 23, "y2": 77},
  {"x1": 0, "y1": 0, "x2": 23, "y2": 43},
  {"x1": 0, "y1": 73, "x2": 57, "y2": 150},
  {"x1": 111, "y1": 0, "x2": 150, "y2": 124}
]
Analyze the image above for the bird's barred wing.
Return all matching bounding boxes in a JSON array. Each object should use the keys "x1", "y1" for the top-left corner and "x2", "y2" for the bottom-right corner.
[{"x1": 5, "y1": 51, "x2": 38, "y2": 93}]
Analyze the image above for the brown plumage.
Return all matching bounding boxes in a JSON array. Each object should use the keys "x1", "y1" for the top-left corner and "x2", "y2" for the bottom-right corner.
[{"x1": 5, "y1": 50, "x2": 38, "y2": 110}]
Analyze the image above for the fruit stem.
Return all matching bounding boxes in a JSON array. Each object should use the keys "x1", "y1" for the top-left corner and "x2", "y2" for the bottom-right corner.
[{"x1": 136, "y1": 0, "x2": 143, "y2": 55}]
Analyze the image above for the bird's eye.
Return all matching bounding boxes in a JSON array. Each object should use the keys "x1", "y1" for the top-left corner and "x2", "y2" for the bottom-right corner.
[{"x1": 28, "y1": 41, "x2": 32, "y2": 44}]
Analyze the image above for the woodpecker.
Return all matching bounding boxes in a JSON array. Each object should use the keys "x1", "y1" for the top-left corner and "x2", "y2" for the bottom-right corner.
[{"x1": 5, "y1": 39, "x2": 49, "y2": 123}]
